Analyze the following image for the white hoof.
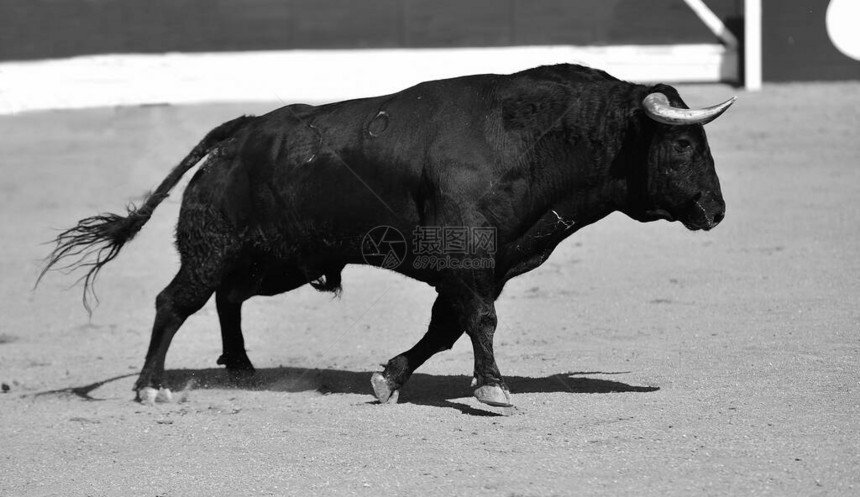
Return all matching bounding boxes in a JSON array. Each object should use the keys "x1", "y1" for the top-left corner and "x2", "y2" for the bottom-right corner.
[
  {"x1": 155, "y1": 388, "x2": 173, "y2": 403},
  {"x1": 138, "y1": 387, "x2": 158, "y2": 405},
  {"x1": 370, "y1": 372, "x2": 399, "y2": 404},
  {"x1": 474, "y1": 384, "x2": 513, "y2": 408}
]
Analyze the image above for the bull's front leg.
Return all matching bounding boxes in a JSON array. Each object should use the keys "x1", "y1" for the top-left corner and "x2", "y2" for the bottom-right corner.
[
  {"x1": 464, "y1": 299, "x2": 512, "y2": 407},
  {"x1": 371, "y1": 291, "x2": 463, "y2": 403},
  {"x1": 371, "y1": 276, "x2": 512, "y2": 407}
]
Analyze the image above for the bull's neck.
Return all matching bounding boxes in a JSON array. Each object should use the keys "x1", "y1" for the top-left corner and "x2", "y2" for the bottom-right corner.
[
  {"x1": 545, "y1": 102, "x2": 640, "y2": 230},
  {"x1": 494, "y1": 81, "x2": 647, "y2": 282}
]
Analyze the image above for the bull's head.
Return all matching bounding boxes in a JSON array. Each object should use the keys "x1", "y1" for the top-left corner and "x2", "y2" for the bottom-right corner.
[{"x1": 628, "y1": 86, "x2": 735, "y2": 231}]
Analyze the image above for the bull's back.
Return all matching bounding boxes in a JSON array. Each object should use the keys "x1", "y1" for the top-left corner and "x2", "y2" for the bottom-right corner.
[
  {"x1": 242, "y1": 77, "x2": 501, "y2": 230},
  {"x1": 181, "y1": 68, "x2": 576, "y2": 260}
]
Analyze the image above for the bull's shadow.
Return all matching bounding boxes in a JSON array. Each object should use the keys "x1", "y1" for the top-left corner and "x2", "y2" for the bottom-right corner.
[
  {"x1": 160, "y1": 366, "x2": 659, "y2": 415},
  {"x1": 38, "y1": 367, "x2": 658, "y2": 416}
]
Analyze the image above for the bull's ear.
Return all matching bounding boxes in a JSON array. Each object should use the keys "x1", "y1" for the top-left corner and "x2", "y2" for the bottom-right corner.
[{"x1": 643, "y1": 93, "x2": 736, "y2": 126}]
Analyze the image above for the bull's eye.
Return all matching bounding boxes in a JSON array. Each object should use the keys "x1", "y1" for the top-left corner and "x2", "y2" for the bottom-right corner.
[{"x1": 673, "y1": 138, "x2": 692, "y2": 153}]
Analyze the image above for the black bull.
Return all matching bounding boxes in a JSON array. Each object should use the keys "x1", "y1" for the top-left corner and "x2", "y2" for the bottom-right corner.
[{"x1": 40, "y1": 63, "x2": 734, "y2": 407}]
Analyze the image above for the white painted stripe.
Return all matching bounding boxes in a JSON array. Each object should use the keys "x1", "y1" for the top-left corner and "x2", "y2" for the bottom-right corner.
[
  {"x1": 683, "y1": 0, "x2": 740, "y2": 48},
  {"x1": 744, "y1": 0, "x2": 763, "y2": 91},
  {"x1": 0, "y1": 45, "x2": 737, "y2": 114}
]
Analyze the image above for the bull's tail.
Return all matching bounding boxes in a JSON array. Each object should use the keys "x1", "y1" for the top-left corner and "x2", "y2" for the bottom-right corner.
[{"x1": 37, "y1": 115, "x2": 254, "y2": 314}]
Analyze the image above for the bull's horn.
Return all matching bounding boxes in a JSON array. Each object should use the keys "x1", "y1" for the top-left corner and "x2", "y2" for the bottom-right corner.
[{"x1": 643, "y1": 93, "x2": 737, "y2": 125}]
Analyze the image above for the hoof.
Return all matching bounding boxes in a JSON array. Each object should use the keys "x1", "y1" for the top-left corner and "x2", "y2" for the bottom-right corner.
[
  {"x1": 474, "y1": 384, "x2": 513, "y2": 407},
  {"x1": 155, "y1": 388, "x2": 173, "y2": 403},
  {"x1": 136, "y1": 387, "x2": 172, "y2": 404},
  {"x1": 137, "y1": 387, "x2": 158, "y2": 405},
  {"x1": 217, "y1": 354, "x2": 255, "y2": 372},
  {"x1": 370, "y1": 372, "x2": 399, "y2": 404}
]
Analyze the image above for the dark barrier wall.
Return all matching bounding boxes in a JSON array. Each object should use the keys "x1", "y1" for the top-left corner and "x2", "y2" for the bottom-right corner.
[
  {"x1": 0, "y1": 0, "x2": 740, "y2": 61},
  {"x1": 762, "y1": 0, "x2": 860, "y2": 81}
]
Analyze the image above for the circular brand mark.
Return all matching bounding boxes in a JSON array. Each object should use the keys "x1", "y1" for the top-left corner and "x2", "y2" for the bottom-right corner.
[{"x1": 361, "y1": 225, "x2": 407, "y2": 269}]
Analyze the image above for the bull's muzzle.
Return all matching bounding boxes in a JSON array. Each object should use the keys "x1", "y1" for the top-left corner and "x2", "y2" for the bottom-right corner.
[{"x1": 685, "y1": 195, "x2": 725, "y2": 231}]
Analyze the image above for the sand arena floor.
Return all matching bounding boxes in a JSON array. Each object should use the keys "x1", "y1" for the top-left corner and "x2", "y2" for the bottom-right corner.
[{"x1": 1, "y1": 82, "x2": 858, "y2": 496}]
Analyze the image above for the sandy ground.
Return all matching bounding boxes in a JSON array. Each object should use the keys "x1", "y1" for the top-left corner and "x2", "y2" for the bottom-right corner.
[{"x1": 1, "y1": 82, "x2": 858, "y2": 496}]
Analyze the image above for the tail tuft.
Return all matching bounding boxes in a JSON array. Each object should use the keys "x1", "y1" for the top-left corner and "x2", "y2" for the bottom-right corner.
[
  {"x1": 36, "y1": 114, "x2": 255, "y2": 315},
  {"x1": 37, "y1": 196, "x2": 164, "y2": 314}
]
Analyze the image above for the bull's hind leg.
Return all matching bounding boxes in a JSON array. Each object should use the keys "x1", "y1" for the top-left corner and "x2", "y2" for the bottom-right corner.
[
  {"x1": 133, "y1": 266, "x2": 218, "y2": 402},
  {"x1": 215, "y1": 291, "x2": 255, "y2": 374}
]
